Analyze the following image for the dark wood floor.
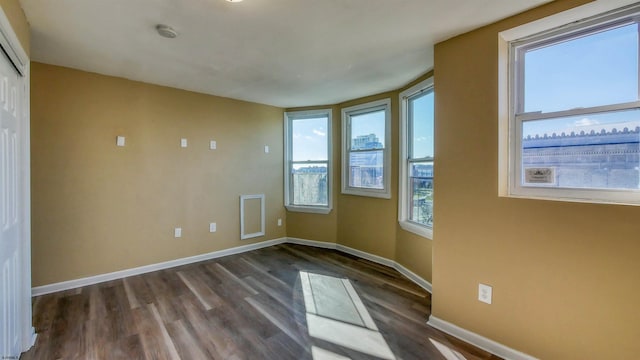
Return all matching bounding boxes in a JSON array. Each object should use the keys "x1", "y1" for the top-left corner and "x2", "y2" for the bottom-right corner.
[{"x1": 21, "y1": 244, "x2": 501, "y2": 360}]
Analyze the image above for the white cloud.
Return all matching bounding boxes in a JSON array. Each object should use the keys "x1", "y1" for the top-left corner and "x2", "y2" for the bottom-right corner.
[
  {"x1": 574, "y1": 118, "x2": 600, "y2": 127},
  {"x1": 313, "y1": 129, "x2": 326, "y2": 137}
]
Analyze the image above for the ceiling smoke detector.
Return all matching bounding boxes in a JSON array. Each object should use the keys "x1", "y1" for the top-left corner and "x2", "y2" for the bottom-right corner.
[{"x1": 156, "y1": 24, "x2": 178, "y2": 38}]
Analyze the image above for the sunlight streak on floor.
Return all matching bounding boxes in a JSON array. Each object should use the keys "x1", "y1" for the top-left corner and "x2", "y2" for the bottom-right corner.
[
  {"x1": 300, "y1": 271, "x2": 396, "y2": 360},
  {"x1": 429, "y1": 338, "x2": 468, "y2": 360}
]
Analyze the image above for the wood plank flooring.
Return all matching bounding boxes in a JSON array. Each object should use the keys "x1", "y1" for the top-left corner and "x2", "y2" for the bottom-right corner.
[{"x1": 21, "y1": 244, "x2": 502, "y2": 360}]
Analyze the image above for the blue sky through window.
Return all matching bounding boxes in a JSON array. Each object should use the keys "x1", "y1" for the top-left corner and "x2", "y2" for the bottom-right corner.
[
  {"x1": 522, "y1": 22, "x2": 640, "y2": 138},
  {"x1": 292, "y1": 116, "x2": 328, "y2": 161},
  {"x1": 410, "y1": 91, "x2": 434, "y2": 159}
]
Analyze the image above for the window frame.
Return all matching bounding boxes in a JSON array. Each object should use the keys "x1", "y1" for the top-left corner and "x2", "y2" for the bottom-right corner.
[
  {"x1": 399, "y1": 78, "x2": 434, "y2": 239},
  {"x1": 500, "y1": 2, "x2": 640, "y2": 206},
  {"x1": 341, "y1": 98, "x2": 392, "y2": 199},
  {"x1": 284, "y1": 109, "x2": 333, "y2": 214}
]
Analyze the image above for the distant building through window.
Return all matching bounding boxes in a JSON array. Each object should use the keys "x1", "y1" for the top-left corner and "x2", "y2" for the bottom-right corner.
[
  {"x1": 342, "y1": 99, "x2": 391, "y2": 198},
  {"x1": 399, "y1": 77, "x2": 434, "y2": 239},
  {"x1": 285, "y1": 109, "x2": 332, "y2": 214},
  {"x1": 502, "y1": 4, "x2": 640, "y2": 205}
]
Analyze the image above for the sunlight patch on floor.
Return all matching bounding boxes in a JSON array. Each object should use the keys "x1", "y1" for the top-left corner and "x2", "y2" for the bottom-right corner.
[
  {"x1": 429, "y1": 338, "x2": 468, "y2": 360},
  {"x1": 300, "y1": 271, "x2": 396, "y2": 360}
]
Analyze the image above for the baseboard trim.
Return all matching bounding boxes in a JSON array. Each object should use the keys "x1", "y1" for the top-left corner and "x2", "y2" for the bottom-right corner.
[
  {"x1": 286, "y1": 237, "x2": 337, "y2": 249},
  {"x1": 31, "y1": 236, "x2": 433, "y2": 298},
  {"x1": 394, "y1": 262, "x2": 432, "y2": 293},
  {"x1": 427, "y1": 316, "x2": 539, "y2": 360},
  {"x1": 287, "y1": 237, "x2": 432, "y2": 294},
  {"x1": 32, "y1": 237, "x2": 287, "y2": 296},
  {"x1": 336, "y1": 244, "x2": 396, "y2": 268}
]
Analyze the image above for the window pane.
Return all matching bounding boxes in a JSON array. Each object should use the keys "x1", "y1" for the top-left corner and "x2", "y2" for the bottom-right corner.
[
  {"x1": 409, "y1": 91, "x2": 435, "y2": 159},
  {"x1": 522, "y1": 109, "x2": 640, "y2": 190},
  {"x1": 409, "y1": 161, "x2": 433, "y2": 226},
  {"x1": 524, "y1": 23, "x2": 639, "y2": 113},
  {"x1": 292, "y1": 117, "x2": 328, "y2": 161},
  {"x1": 292, "y1": 163, "x2": 328, "y2": 206},
  {"x1": 351, "y1": 110, "x2": 385, "y2": 150},
  {"x1": 349, "y1": 150, "x2": 384, "y2": 189}
]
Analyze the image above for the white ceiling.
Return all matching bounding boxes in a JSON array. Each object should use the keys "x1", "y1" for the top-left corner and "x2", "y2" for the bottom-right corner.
[{"x1": 20, "y1": 0, "x2": 551, "y2": 108}]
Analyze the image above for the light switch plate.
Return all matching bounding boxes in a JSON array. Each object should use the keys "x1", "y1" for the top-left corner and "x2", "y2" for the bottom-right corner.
[
  {"x1": 478, "y1": 283, "x2": 492, "y2": 304},
  {"x1": 210, "y1": 140, "x2": 217, "y2": 150},
  {"x1": 264, "y1": 145, "x2": 269, "y2": 153},
  {"x1": 181, "y1": 138, "x2": 188, "y2": 148},
  {"x1": 116, "y1": 136, "x2": 125, "y2": 147},
  {"x1": 174, "y1": 228, "x2": 182, "y2": 238},
  {"x1": 277, "y1": 218, "x2": 282, "y2": 226},
  {"x1": 209, "y1": 222, "x2": 216, "y2": 233}
]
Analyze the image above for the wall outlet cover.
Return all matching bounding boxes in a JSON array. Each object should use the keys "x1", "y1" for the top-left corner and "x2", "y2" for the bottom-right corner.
[
  {"x1": 478, "y1": 283, "x2": 492, "y2": 304},
  {"x1": 209, "y1": 223, "x2": 217, "y2": 233},
  {"x1": 174, "y1": 228, "x2": 182, "y2": 238},
  {"x1": 181, "y1": 138, "x2": 188, "y2": 148}
]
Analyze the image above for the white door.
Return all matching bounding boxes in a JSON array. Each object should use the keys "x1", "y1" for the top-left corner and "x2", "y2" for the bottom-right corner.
[{"x1": 0, "y1": 49, "x2": 22, "y2": 358}]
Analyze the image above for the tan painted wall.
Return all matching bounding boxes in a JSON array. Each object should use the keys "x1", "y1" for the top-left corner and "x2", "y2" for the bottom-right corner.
[
  {"x1": 31, "y1": 62, "x2": 285, "y2": 286},
  {"x1": 287, "y1": 73, "x2": 436, "y2": 283},
  {"x1": 0, "y1": 0, "x2": 29, "y2": 56},
  {"x1": 336, "y1": 92, "x2": 398, "y2": 261},
  {"x1": 394, "y1": 72, "x2": 435, "y2": 283},
  {"x1": 285, "y1": 105, "x2": 340, "y2": 244},
  {"x1": 432, "y1": 0, "x2": 640, "y2": 359}
]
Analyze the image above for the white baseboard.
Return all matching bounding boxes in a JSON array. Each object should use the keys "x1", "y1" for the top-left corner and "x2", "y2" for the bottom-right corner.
[
  {"x1": 288, "y1": 237, "x2": 432, "y2": 294},
  {"x1": 31, "y1": 236, "x2": 433, "y2": 298},
  {"x1": 427, "y1": 316, "x2": 538, "y2": 360},
  {"x1": 287, "y1": 237, "x2": 337, "y2": 249},
  {"x1": 394, "y1": 262, "x2": 432, "y2": 293},
  {"x1": 32, "y1": 237, "x2": 287, "y2": 296},
  {"x1": 336, "y1": 244, "x2": 396, "y2": 268}
]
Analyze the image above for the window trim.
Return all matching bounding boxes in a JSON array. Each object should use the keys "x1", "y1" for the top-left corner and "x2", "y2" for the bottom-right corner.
[
  {"x1": 284, "y1": 109, "x2": 333, "y2": 214},
  {"x1": 499, "y1": 1, "x2": 640, "y2": 206},
  {"x1": 341, "y1": 98, "x2": 392, "y2": 199},
  {"x1": 399, "y1": 78, "x2": 434, "y2": 239}
]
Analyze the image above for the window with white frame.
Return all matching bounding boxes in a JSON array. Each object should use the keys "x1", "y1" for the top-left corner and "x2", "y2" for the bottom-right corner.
[
  {"x1": 284, "y1": 109, "x2": 332, "y2": 214},
  {"x1": 399, "y1": 78, "x2": 434, "y2": 238},
  {"x1": 503, "y1": 4, "x2": 640, "y2": 205},
  {"x1": 342, "y1": 99, "x2": 391, "y2": 198}
]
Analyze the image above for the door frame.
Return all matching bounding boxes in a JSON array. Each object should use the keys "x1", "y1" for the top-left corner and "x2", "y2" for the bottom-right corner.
[{"x1": 0, "y1": 5, "x2": 34, "y2": 352}]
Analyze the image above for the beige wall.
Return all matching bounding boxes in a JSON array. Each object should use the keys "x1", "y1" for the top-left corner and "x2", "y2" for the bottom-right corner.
[
  {"x1": 433, "y1": 0, "x2": 639, "y2": 359},
  {"x1": 31, "y1": 63, "x2": 285, "y2": 286},
  {"x1": 336, "y1": 92, "x2": 399, "y2": 260},
  {"x1": 0, "y1": 0, "x2": 29, "y2": 56},
  {"x1": 285, "y1": 105, "x2": 340, "y2": 244},
  {"x1": 287, "y1": 73, "x2": 436, "y2": 283}
]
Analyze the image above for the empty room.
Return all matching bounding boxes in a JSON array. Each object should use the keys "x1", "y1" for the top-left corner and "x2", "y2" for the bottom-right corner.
[{"x1": 1, "y1": 0, "x2": 639, "y2": 359}]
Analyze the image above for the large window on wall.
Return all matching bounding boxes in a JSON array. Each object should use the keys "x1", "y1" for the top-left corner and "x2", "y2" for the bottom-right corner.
[
  {"x1": 341, "y1": 99, "x2": 391, "y2": 198},
  {"x1": 399, "y1": 78, "x2": 434, "y2": 238},
  {"x1": 502, "y1": 3, "x2": 640, "y2": 206},
  {"x1": 284, "y1": 109, "x2": 332, "y2": 214}
]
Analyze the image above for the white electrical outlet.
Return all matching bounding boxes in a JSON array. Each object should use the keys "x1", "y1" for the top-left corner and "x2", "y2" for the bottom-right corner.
[
  {"x1": 181, "y1": 138, "x2": 188, "y2": 148},
  {"x1": 116, "y1": 136, "x2": 125, "y2": 147},
  {"x1": 264, "y1": 145, "x2": 270, "y2": 153},
  {"x1": 478, "y1": 283, "x2": 492, "y2": 304},
  {"x1": 174, "y1": 227, "x2": 182, "y2": 238},
  {"x1": 209, "y1": 222, "x2": 217, "y2": 233},
  {"x1": 210, "y1": 140, "x2": 217, "y2": 150},
  {"x1": 277, "y1": 218, "x2": 282, "y2": 226}
]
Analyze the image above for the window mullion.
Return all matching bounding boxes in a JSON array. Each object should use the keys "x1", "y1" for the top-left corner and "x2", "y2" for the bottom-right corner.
[{"x1": 516, "y1": 100, "x2": 640, "y2": 122}]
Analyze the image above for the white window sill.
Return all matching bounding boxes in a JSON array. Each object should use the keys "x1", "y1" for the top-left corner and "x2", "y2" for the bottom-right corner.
[
  {"x1": 342, "y1": 188, "x2": 391, "y2": 199},
  {"x1": 399, "y1": 220, "x2": 433, "y2": 240},
  {"x1": 285, "y1": 205, "x2": 332, "y2": 215}
]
